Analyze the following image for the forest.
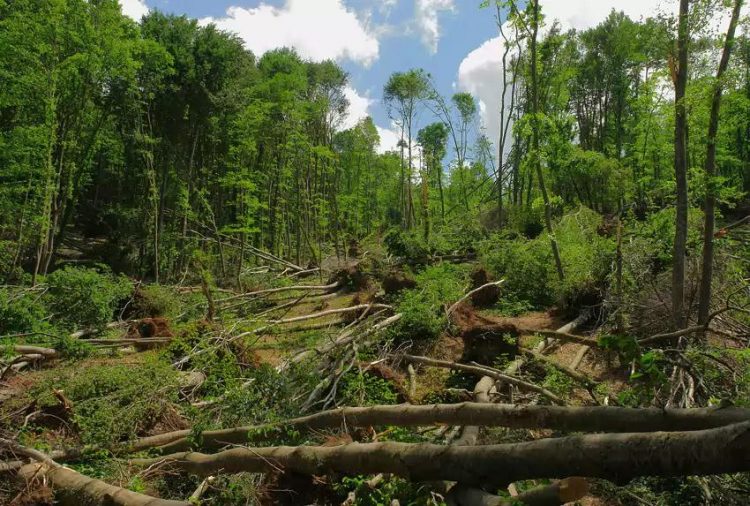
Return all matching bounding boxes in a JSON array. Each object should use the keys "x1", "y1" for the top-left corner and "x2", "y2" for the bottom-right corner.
[{"x1": 1, "y1": 0, "x2": 750, "y2": 504}]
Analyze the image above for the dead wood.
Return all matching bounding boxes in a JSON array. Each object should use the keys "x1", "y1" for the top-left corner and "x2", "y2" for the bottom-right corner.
[
  {"x1": 403, "y1": 354, "x2": 564, "y2": 405},
  {"x1": 16, "y1": 403, "x2": 750, "y2": 459},
  {"x1": 129, "y1": 421, "x2": 750, "y2": 487},
  {"x1": 0, "y1": 438, "x2": 186, "y2": 506}
]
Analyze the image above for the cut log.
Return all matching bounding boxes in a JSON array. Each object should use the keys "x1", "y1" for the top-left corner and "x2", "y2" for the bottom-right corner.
[{"x1": 130, "y1": 421, "x2": 750, "y2": 486}]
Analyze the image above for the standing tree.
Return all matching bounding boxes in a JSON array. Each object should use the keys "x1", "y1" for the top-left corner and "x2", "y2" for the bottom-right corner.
[
  {"x1": 384, "y1": 70, "x2": 430, "y2": 229},
  {"x1": 697, "y1": 0, "x2": 744, "y2": 328},
  {"x1": 417, "y1": 122, "x2": 449, "y2": 240},
  {"x1": 672, "y1": 0, "x2": 690, "y2": 329}
]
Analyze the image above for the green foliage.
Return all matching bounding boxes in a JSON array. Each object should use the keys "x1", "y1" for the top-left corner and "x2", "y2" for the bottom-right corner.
[
  {"x1": 542, "y1": 368, "x2": 574, "y2": 397},
  {"x1": 392, "y1": 264, "x2": 468, "y2": 342},
  {"x1": 384, "y1": 228, "x2": 429, "y2": 260},
  {"x1": 45, "y1": 266, "x2": 132, "y2": 330},
  {"x1": 0, "y1": 288, "x2": 48, "y2": 335},
  {"x1": 33, "y1": 356, "x2": 177, "y2": 446},
  {"x1": 339, "y1": 371, "x2": 399, "y2": 406},
  {"x1": 333, "y1": 475, "x2": 444, "y2": 506},
  {"x1": 129, "y1": 284, "x2": 179, "y2": 318},
  {"x1": 481, "y1": 207, "x2": 614, "y2": 311}
]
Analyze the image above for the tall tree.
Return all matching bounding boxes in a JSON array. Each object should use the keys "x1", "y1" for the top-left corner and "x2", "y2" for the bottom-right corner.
[
  {"x1": 672, "y1": 0, "x2": 690, "y2": 330},
  {"x1": 697, "y1": 0, "x2": 744, "y2": 327},
  {"x1": 384, "y1": 69, "x2": 430, "y2": 229}
]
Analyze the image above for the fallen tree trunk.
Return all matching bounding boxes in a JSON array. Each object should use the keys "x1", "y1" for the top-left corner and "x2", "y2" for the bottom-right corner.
[
  {"x1": 1, "y1": 345, "x2": 59, "y2": 358},
  {"x1": 17, "y1": 463, "x2": 188, "y2": 506},
  {"x1": 130, "y1": 421, "x2": 750, "y2": 487},
  {"x1": 282, "y1": 313, "x2": 402, "y2": 370},
  {"x1": 518, "y1": 347, "x2": 595, "y2": 386},
  {"x1": 447, "y1": 478, "x2": 589, "y2": 506},
  {"x1": 1, "y1": 438, "x2": 187, "y2": 506},
  {"x1": 217, "y1": 282, "x2": 339, "y2": 304},
  {"x1": 269, "y1": 304, "x2": 391, "y2": 325},
  {"x1": 403, "y1": 355, "x2": 565, "y2": 405},
  {"x1": 119, "y1": 402, "x2": 750, "y2": 455}
]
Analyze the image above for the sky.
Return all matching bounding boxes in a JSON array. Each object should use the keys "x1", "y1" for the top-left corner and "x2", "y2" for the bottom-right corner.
[{"x1": 118, "y1": 0, "x2": 694, "y2": 155}]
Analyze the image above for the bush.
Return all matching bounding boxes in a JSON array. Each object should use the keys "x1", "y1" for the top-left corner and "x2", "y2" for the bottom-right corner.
[
  {"x1": 0, "y1": 288, "x2": 48, "y2": 335},
  {"x1": 33, "y1": 357, "x2": 177, "y2": 446},
  {"x1": 45, "y1": 266, "x2": 132, "y2": 329},
  {"x1": 339, "y1": 371, "x2": 399, "y2": 406},
  {"x1": 129, "y1": 284, "x2": 179, "y2": 318},
  {"x1": 481, "y1": 207, "x2": 614, "y2": 312},
  {"x1": 384, "y1": 228, "x2": 429, "y2": 260},
  {"x1": 392, "y1": 264, "x2": 468, "y2": 342}
]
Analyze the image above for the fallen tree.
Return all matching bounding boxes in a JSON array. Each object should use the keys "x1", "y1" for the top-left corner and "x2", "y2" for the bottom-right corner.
[
  {"x1": 130, "y1": 421, "x2": 750, "y2": 487},
  {"x1": 1, "y1": 438, "x2": 186, "y2": 506},
  {"x1": 114, "y1": 402, "x2": 750, "y2": 455},
  {"x1": 447, "y1": 478, "x2": 589, "y2": 506}
]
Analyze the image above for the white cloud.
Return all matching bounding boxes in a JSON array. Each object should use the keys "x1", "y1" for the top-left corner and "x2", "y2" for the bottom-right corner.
[
  {"x1": 415, "y1": 0, "x2": 455, "y2": 54},
  {"x1": 120, "y1": 0, "x2": 149, "y2": 21},
  {"x1": 200, "y1": 0, "x2": 379, "y2": 66},
  {"x1": 376, "y1": 125, "x2": 402, "y2": 154},
  {"x1": 457, "y1": 0, "x2": 670, "y2": 158},
  {"x1": 341, "y1": 86, "x2": 375, "y2": 130}
]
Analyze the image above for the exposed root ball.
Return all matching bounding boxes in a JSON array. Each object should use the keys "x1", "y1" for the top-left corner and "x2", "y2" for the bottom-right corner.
[
  {"x1": 328, "y1": 264, "x2": 369, "y2": 291},
  {"x1": 469, "y1": 267, "x2": 500, "y2": 307},
  {"x1": 127, "y1": 317, "x2": 174, "y2": 339},
  {"x1": 381, "y1": 270, "x2": 417, "y2": 295}
]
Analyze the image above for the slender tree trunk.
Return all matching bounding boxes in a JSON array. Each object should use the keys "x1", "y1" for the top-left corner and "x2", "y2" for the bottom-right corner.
[
  {"x1": 697, "y1": 0, "x2": 743, "y2": 327},
  {"x1": 672, "y1": 0, "x2": 690, "y2": 330},
  {"x1": 529, "y1": 0, "x2": 564, "y2": 280}
]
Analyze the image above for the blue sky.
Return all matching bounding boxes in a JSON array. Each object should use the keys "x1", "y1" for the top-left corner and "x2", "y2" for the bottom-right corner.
[{"x1": 120, "y1": 0, "x2": 681, "y2": 154}]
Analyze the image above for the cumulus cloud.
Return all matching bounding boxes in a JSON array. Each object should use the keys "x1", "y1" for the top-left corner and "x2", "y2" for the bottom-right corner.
[
  {"x1": 457, "y1": 0, "x2": 671, "y2": 156},
  {"x1": 201, "y1": 0, "x2": 380, "y2": 66},
  {"x1": 341, "y1": 86, "x2": 375, "y2": 130},
  {"x1": 415, "y1": 0, "x2": 455, "y2": 54},
  {"x1": 120, "y1": 0, "x2": 149, "y2": 21},
  {"x1": 376, "y1": 125, "x2": 403, "y2": 154}
]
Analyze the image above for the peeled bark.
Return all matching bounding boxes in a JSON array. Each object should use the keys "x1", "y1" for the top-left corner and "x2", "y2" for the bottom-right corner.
[
  {"x1": 131, "y1": 421, "x2": 750, "y2": 487},
  {"x1": 121, "y1": 402, "x2": 750, "y2": 455}
]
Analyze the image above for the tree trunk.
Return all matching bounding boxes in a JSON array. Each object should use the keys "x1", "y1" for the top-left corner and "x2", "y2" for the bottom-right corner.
[
  {"x1": 697, "y1": 0, "x2": 744, "y2": 327},
  {"x1": 529, "y1": 0, "x2": 564, "y2": 280},
  {"x1": 132, "y1": 422, "x2": 750, "y2": 487},
  {"x1": 672, "y1": 0, "x2": 690, "y2": 329}
]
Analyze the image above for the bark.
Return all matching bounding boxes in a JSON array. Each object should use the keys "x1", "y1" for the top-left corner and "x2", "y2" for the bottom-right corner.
[
  {"x1": 17, "y1": 463, "x2": 188, "y2": 506},
  {"x1": 672, "y1": 0, "x2": 690, "y2": 330},
  {"x1": 403, "y1": 355, "x2": 565, "y2": 405},
  {"x1": 28, "y1": 403, "x2": 750, "y2": 459},
  {"x1": 269, "y1": 304, "x2": 391, "y2": 325},
  {"x1": 697, "y1": 0, "x2": 744, "y2": 327},
  {"x1": 131, "y1": 421, "x2": 750, "y2": 487},
  {"x1": 217, "y1": 282, "x2": 340, "y2": 304}
]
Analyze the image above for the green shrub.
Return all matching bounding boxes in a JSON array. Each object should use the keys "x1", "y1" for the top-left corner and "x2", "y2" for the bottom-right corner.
[
  {"x1": 0, "y1": 288, "x2": 48, "y2": 335},
  {"x1": 129, "y1": 284, "x2": 179, "y2": 318},
  {"x1": 45, "y1": 266, "x2": 132, "y2": 329},
  {"x1": 481, "y1": 207, "x2": 614, "y2": 312},
  {"x1": 33, "y1": 357, "x2": 177, "y2": 446},
  {"x1": 384, "y1": 228, "x2": 430, "y2": 260},
  {"x1": 339, "y1": 371, "x2": 399, "y2": 406},
  {"x1": 392, "y1": 264, "x2": 468, "y2": 342}
]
